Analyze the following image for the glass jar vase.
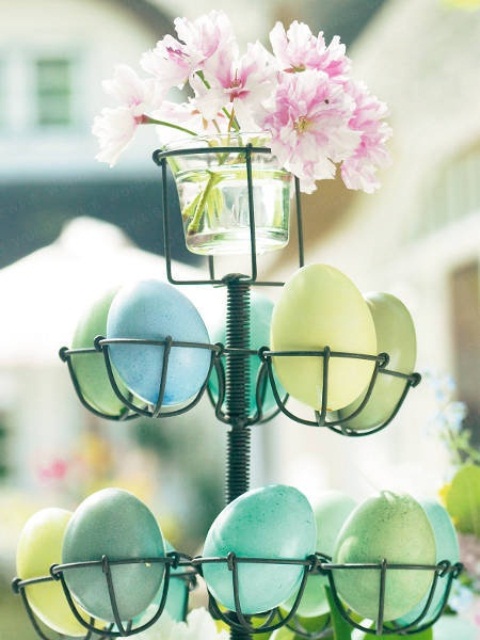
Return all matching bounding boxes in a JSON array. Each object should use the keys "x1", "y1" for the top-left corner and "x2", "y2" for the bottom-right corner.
[{"x1": 163, "y1": 132, "x2": 292, "y2": 256}]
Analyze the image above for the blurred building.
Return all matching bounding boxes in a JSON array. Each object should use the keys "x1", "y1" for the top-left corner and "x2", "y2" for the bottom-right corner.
[{"x1": 263, "y1": 0, "x2": 480, "y2": 502}]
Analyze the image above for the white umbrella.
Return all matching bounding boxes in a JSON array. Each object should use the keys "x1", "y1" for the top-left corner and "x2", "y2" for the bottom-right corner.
[{"x1": 0, "y1": 216, "x2": 222, "y2": 364}]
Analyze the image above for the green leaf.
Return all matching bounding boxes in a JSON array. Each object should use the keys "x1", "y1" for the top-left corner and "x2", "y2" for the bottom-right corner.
[
  {"x1": 352, "y1": 624, "x2": 433, "y2": 639},
  {"x1": 325, "y1": 585, "x2": 353, "y2": 640},
  {"x1": 445, "y1": 464, "x2": 480, "y2": 535}
]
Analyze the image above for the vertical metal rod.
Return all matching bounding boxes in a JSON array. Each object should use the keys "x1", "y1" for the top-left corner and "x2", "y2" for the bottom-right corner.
[
  {"x1": 224, "y1": 276, "x2": 251, "y2": 503},
  {"x1": 224, "y1": 276, "x2": 252, "y2": 640}
]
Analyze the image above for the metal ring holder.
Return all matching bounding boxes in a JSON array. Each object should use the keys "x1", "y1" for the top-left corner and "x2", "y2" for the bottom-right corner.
[{"x1": 14, "y1": 140, "x2": 461, "y2": 640}]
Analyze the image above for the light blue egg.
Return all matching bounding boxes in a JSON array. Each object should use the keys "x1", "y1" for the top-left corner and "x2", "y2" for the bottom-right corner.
[
  {"x1": 202, "y1": 484, "x2": 316, "y2": 614},
  {"x1": 397, "y1": 498, "x2": 460, "y2": 626},
  {"x1": 106, "y1": 279, "x2": 211, "y2": 406},
  {"x1": 208, "y1": 292, "x2": 285, "y2": 416},
  {"x1": 62, "y1": 488, "x2": 165, "y2": 623}
]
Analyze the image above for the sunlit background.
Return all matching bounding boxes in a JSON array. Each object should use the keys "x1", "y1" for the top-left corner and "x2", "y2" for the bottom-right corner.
[{"x1": 0, "y1": 0, "x2": 479, "y2": 637}]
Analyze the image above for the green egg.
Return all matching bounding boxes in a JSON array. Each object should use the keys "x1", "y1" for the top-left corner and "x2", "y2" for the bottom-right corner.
[
  {"x1": 333, "y1": 491, "x2": 436, "y2": 622},
  {"x1": 71, "y1": 286, "x2": 128, "y2": 416},
  {"x1": 202, "y1": 484, "x2": 317, "y2": 614},
  {"x1": 338, "y1": 292, "x2": 416, "y2": 430}
]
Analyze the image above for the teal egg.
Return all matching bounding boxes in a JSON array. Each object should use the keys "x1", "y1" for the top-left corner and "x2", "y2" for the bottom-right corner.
[
  {"x1": 397, "y1": 498, "x2": 460, "y2": 625},
  {"x1": 62, "y1": 488, "x2": 165, "y2": 622},
  {"x1": 202, "y1": 484, "x2": 316, "y2": 614},
  {"x1": 338, "y1": 292, "x2": 416, "y2": 430},
  {"x1": 282, "y1": 491, "x2": 357, "y2": 617},
  {"x1": 71, "y1": 286, "x2": 128, "y2": 416},
  {"x1": 208, "y1": 292, "x2": 285, "y2": 416}
]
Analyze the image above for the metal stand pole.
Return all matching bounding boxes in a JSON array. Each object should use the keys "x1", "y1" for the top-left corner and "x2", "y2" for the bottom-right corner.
[{"x1": 224, "y1": 275, "x2": 252, "y2": 640}]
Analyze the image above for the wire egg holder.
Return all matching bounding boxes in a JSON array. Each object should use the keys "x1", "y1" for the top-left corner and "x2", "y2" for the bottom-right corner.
[
  {"x1": 13, "y1": 140, "x2": 462, "y2": 639},
  {"x1": 12, "y1": 552, "x2": 197, "y2": 639}
]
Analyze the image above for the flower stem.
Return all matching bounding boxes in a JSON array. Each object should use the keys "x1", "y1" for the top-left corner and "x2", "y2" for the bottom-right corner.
[
  {"x1": 142, "y1": 115, "x2": 197, "y2": 138},
  {"x1": 186, "y1": 170, "x2": 224, "y2": 235}
]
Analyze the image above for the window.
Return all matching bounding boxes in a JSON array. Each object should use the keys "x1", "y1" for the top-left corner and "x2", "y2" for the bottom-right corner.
[
  {"x1": 415, "y1": 145, "x2": 480, "y2": 240},
  {"x1": 34, "y1": 56, "x2": 73, "y2": 127},
  {"x1": 449, "y1": 260, "x2": 480, "y2": 445}
]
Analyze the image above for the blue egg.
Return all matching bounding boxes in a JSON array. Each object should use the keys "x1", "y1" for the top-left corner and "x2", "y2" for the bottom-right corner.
[
  {"x1": 397, "y1": 498, "x2": 460, "y2": 626},
  {"x1": 208, "y1": 292, "x2": 285, "y2": 416},
  {"x1": 107, "y1": 279, "x2": 211, "y2": 406},
  {"x1": 202, "y1": 484, "x2": 316, "y2": 614}
]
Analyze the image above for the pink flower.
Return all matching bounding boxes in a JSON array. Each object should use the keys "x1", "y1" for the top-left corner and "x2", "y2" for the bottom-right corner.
[
  {"x1": 269, "y1": 20, "x2": 350, "y2": 78},
  {"x1": 340, "y1": 80, "x2": 392, "y2": 193},
  {"x1": 141, "y1": 11, "x2": 238, "y2": 93},
  {"x1": 262, "y1": 70, "x2": 360, "y2": 193},
  {"x1": 193, "y1": 41, "x2": 277, "y2": 130}
]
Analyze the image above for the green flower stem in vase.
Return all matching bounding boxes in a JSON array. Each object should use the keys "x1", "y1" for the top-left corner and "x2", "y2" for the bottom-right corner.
[{"x1": 163, "y1": 132, "x2": 293, "y2": 256}]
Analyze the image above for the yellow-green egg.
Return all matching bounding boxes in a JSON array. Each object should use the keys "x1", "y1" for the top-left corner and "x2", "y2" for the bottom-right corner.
[
  {"x1": 71, "y1": 286, "x2": 128, "y2": 416},
  {"x1": 270, "y1": 264, "x2": 377, "y2": 411},
  {"x1": 16, "y1": 508, "x2": 92, "y2": 637},
  {"x1": 282, "y1": 490, "x2": 357, "y2": 617},
  {"x1": 62, "y1": 488, "x2": 165, "y2": 623},
  {"x1": 333, "y1": 491, "x2": 436, "y2": 622},
  {"x1": 338, "y1": 292, "x2": 417, "y2": 430},
  {"x1": 202, "y1": 484, "x2": 317, "y2": 614}
]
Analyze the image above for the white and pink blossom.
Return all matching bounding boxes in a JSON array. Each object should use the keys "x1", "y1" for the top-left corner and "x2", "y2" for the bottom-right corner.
[{"x1": 92, "y1": 11, "x2": 392, "y2": 194}]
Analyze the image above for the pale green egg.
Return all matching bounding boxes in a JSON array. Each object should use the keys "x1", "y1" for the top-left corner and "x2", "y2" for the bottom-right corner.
[
  {"x1": 270, "y1": 264, "x2": 377, "y2": 411},
  {"x1": 62, "y1": 488, "x2": 165, "y2": 623},
  {"x1": 202, "y1": 484, "x2": 317, "y2": 614},
  {"x1": 71, "y1": 286, "x2": 128, "y2": 416},
  {"x1": 282, "y1": 490, "x2": 357, "y2": 617},
  {"x1": 338, "y1": 292, "x2": 416, "y2": 431},
  {"x1": 16, "y1": 508, "x2": 94, "y2": 637},
  {"x1": 333, "y1": 491, "x2": 436, "y2": 622}
]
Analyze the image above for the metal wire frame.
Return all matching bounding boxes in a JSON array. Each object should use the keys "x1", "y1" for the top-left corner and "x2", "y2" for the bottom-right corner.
[
  {"x1": 152, "y1": 143, "x2": 305, "y2": 287},
  {"x1": 319, "y1": 557, "x2": 464, "y2": 636},
  {"x1": 205, "y1": 345, "x2": 286, "y2": 426},
  {"x1": 59, "y1": 335, "x2": 221, "y2": 420},
  {"x1": 192, "y1": 552, "x2": 318, "y2": 635},
  {"x1": 12, "y1": 550, "x2": 463, "y2": 639},
  {"x1": 12, "y1": 553, "x2": 197, "y2": 639},
  {"x1": 60, "y1": 335, "x2": 421, "y2": 435},
  {"x1": 260, "y1": 346, "x2": 422, "y2": 435}
]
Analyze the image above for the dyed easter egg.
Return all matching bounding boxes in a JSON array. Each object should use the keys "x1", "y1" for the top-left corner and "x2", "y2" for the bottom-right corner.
[
  {"x1": 208, "y1": 292, "x2": 285, "y2": 416},
  {"x1": 333, "y1": 491, "x2": 436, "y2": 621},
  {"x1": 16, "y1": 508, "x2": 90, "y2": 636},
  {"x1": 397, "y1": 498, "x2": 459, "y2": 625},
  {"x1": 202, "y1": 484, "x2": 316, "y2": 614},
  {"x1": 270, "y1": 264, "x2": 377, "y2": 411},
  {"x1": 107, "y1": 279, "x2": 211, "y2": 406},
  {"x1": 338, "y1": 292, "x2": 417, "y2": 430},
  {"x1": 71, "y1": 286, "x2": 128, "y2": 416},
  {"x1": 62, "y1": 488, "x2": 165, "y2": 622},
  {"x1": 283, "y1": 491, "x2": 357, "y2": 617}
]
